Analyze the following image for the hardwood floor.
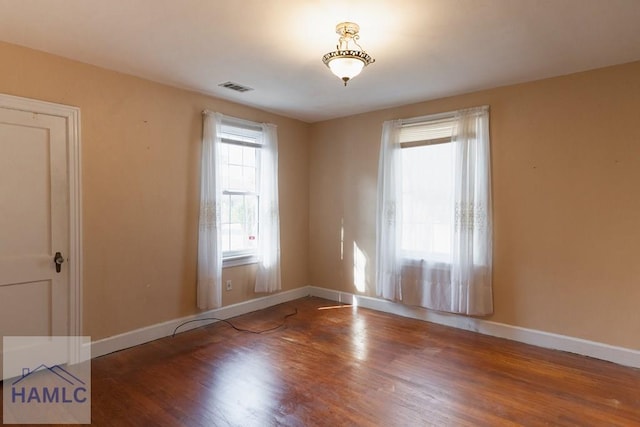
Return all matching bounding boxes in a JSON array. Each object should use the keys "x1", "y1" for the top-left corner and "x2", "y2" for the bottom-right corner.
[{"x1": 3, "y1": 296, "x2": 640, "y2": 426}]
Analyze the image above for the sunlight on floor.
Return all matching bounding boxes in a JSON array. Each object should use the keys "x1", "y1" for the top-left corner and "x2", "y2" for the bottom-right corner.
[
  {"x1": 317, "y1": 304, "x2": 353, "y2": 310},
  {"x1": 351, "y1": 316, "x2": 368, "y2": 361}
]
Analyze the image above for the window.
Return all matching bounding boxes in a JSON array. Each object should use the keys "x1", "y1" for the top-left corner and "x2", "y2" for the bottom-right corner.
[
  {"x1": 218, "y1": 122, "x2": 261, "y2": 260},
  {"x1": 399, "y1": 118, "x2": 456, "y2": 263}
]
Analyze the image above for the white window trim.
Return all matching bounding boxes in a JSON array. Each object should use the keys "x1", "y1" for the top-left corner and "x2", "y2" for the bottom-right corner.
[
  {"x1": 223, "y1": 253, "x2": 259, "y2": 268},
  {"x1": 219, "y1": 119, "x2": 262, "y2": 263}
]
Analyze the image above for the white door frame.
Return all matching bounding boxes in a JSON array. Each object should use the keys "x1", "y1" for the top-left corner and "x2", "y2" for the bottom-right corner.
[{"x1": 0, "y1": 93, "x2": 82, "y2": 337}]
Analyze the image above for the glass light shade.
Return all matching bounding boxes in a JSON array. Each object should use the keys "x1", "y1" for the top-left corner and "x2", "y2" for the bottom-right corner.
[{"x1": 328, "y1": 57, "x2": 365, "y2": 80}]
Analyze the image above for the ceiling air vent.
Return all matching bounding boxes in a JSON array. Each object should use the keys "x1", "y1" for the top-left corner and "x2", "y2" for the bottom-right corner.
[{"x1": 218, "y1": 81, "x2": 254, "y2": 93}]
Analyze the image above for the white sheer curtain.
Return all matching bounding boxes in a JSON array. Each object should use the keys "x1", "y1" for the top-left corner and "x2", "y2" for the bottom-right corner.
[
  {"x1": 375, "y1": 119, "x2": 403, "y2": 301},
  {"x1": 451, "y1": 107, "x2": 492, "y2": 314},
  {"x1": 375, "y1": 106, "x2": 492, "y2": 315},
  {"x1": 197, "y1": 112, "x2": 223, "y2": 309},
  {"x1": 255, "y1": 123, "x2": 282, "y2": 293}
]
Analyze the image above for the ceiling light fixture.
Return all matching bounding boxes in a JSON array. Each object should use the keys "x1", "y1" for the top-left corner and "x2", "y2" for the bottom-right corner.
[{"x1": 322, "y1": 22, "x2": 375, "y2": 86}]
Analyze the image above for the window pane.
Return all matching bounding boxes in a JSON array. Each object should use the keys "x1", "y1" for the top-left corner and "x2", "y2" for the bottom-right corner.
[
  {"x1": 229, "y1": 195, "x2": 245, "y2": 251},
  {"x1": 224, "y1": 194, "x2": 259, "y2": 253},
  {"x1": 246, "y1": 195, "x2": 258, "y2": 250},
  {"x1": 401, "y1": 142, "x2": 453, "y2": 261},
  {"x1": 228, "y1": 165, "x2": 243, "y2": 190},
  {"x1": 221, "y1": 143, "x2": 257, "y2": 193},
  {"x1": 221, "y1": 164, "x2": 229, "y2": 190},
  {"x1": 228, "y1": 144, "x2": 243, "y2": 165},
  {"x1": 229, "y1": 194, "x2": 245, "y2": 224},
  {"x1": 243, "y1": 166, "x2": 256, "y2": 192},
  {"x1": 221, "y1": 223, "x2": 231, "y2": 253},
  {"x1": 219, "y1": 143, "x2": 229, "y2": 164},
  {"x1": 243, "y1": 146, "x2": 256, "y2": 167}
]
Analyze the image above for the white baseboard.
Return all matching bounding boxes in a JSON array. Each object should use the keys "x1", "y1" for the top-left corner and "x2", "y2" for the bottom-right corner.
[
  {"x1": 87, "y1": 284, "x2": 640, "y2": 369},
  {"x1": 306, "y1": 286, "x2": 640, "y2": 369},
  {"x1": 89, "y1": 287, "x2": 311, "y2": 358}
]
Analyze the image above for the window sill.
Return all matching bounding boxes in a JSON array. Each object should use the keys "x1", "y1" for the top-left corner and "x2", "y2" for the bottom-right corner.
[
  {"x1": 223, "y1": 255, "x2": 258, "y2": 268},
  {"x1": 401, "y1": 256, "x2": 451, "y2": 268}
]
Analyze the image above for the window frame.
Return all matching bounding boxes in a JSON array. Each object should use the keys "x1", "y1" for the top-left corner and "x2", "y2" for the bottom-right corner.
[
  {"x1": 398, "y1": 116, "x2": 456, "y2": 264},
  {"x1": 218, "y1": 122, "x2": 263, "y2": 267}
]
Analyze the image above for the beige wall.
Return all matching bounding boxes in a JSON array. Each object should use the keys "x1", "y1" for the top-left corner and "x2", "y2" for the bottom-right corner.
[
  {"x1": 0, "y1": 41, "x2": 310, "y2": 340},
  {"x1": 309, "y1": 61, "x2": 640, "y2": 350}
]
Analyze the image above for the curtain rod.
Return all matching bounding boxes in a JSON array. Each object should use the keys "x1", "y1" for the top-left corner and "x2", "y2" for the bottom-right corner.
[
  {"x1": 202, "y1": 110, "x2": 275, "y2": 131},
  {"x1": 400, "y1": 105, "x2": 489, "y2": 126}
]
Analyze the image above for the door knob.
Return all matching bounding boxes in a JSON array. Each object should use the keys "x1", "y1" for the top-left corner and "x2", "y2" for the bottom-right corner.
[{"x1": 54, "y1": 252, "x2": 64, "y2": 273}]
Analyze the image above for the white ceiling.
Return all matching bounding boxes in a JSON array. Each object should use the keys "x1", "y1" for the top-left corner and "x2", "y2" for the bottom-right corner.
[{"x1": 1, "y1": 0, "x2": 640, "y2": 123}]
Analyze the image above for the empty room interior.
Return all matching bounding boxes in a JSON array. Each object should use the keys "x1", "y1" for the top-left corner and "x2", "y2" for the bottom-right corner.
[{"x1": 1, "y1": 1, "x2": 640, "y2": 425}]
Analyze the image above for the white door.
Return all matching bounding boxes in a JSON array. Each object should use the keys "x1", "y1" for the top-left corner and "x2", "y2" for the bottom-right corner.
[{"x1": 0, "y1": 107, "x2": 70, "y2": 339}]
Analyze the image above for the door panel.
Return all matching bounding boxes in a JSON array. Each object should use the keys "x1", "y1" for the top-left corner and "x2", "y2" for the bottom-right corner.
[
  {"x1": 0, "y1": 281, "x2": 51, "y2": 336},
  {"x1": 0, "y1": 108, "x2": 69, "y2": 340},
  {"x1": 0, "y1": 125, "x2": 51, "y2": 256}
]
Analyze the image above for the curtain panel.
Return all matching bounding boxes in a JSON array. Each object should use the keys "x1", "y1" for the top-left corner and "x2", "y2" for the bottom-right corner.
[
  {"x1": 197, "y1": 111, "x2": 223, "y2": 310},
  {"x1": 255, "y1": 123, "x2": 282, "y2": 293},
  {"x1": 375, "y1": 119, "x2": 403, "y2": 301}
]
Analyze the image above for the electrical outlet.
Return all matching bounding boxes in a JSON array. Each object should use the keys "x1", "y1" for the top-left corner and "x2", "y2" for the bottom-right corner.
[{"x1": 226, "y1": 280, "x2": 232, "y2": 291}]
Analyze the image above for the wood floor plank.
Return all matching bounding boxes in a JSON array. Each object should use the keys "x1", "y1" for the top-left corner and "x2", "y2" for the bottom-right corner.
[{"x1": 2, "y1": 296, "x2": 639, "y2": 426}]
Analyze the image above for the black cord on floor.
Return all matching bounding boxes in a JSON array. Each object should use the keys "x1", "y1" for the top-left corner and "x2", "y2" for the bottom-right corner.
[{"x1": 171, "y1": 308, "x2": 298, "y2": 338}]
